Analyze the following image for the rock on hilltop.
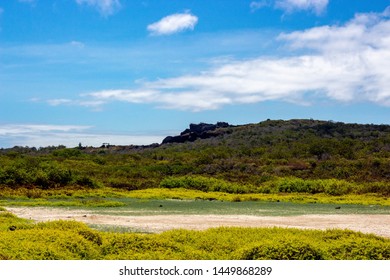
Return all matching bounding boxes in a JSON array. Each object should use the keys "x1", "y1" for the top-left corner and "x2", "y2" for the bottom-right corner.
[{"x1": 162, "y1": 122, "x2": 231, "y2": 144}]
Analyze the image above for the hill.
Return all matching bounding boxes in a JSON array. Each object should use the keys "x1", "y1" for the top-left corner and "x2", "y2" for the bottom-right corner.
[{"x1": 0, "y1": 119, "x2": 389, "y2": 198}]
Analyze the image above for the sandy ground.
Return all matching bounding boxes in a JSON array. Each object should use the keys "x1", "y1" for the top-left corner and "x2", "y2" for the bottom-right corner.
[{"x1": 5, "y1": 206, "x2": 390, "y2": 238}]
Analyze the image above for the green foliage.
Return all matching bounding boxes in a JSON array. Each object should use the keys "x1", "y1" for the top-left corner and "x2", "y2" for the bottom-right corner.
[
  {"x1": 74, "y1": 176, "x2": 100, "y2": 188},
  {"x1": 0, "y1": 220, "x2": 102, "y2": 260},
  {"x1": 160, "y1": 176, "x2": 252, "y2": 194},
  {"x1": 1, "y1": 213, "x2": 389, "y2": 260},
  {"x1": 238, "y1": 240, "x2": 323, "y2": 260},
  {"x1": 51, "y1": 148, "x2": 82, "y2": 158},
  {"x1": 0, "y1": 165, "x2": 32, "y2": 186},
  {"x1": 0, "y1": 119, "x2": 389, "y2": 204},
  {"x1": 0, "y1": 120, "x2": 389, "y2": 260},
  {"x1": 0, "y1": 156, "x2": 99, "y2": 190},
  {"x1": 267, "y1": 177, "x2": 355, "y2": 195},
  {"x1": 34, "y1": 162, "x2": 73, "y2": 188}
]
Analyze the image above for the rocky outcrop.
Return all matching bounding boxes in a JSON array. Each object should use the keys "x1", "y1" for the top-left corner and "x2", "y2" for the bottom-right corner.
[{"x1": 162, "y1": 122, "x2": 231, "y2": 144}]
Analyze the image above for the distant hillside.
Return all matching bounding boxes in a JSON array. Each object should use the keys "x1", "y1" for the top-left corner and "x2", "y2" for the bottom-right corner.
[
  {"x1": 159, "y1": 119, "x2": 390, "y2": 156},
  {"x1": 0, "y1": 119, "x2": 389, "y2": 194},
  {"x1": 2, "y1": 119, "x2": 390, "y2": 153},
  {"x1": 152, "y1": 119, "x2": 390, "y2": 183}
]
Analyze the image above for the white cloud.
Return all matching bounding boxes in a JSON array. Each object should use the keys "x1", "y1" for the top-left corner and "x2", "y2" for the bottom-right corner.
[
  {"x1": 0, "y1": 124, "x2": 91, "y2": 136},
  {"x1": 75, "y1": 0, "x2": 121, "y2": 16},
  {"x1": 147, "y1": 12, "x2": 198, "y2": 36},
  {"x1": 251, "y1": 0, "x2": 328, "y2": 15},
  {"x1": 69, "y1": 41, "x2": 85, "y2": 48},
  {"x1": 51, "y1": 7, "x2": 390, "y2": 111},
  {"x1": 47, "y1": 99, "x2": 73, "y2": 106},
  {"x1": 0, "y1": 124, "x2": 164, "y2": 148},
  {"x1": 275, "y1": 0, "x2": 329, "y2": 15}
]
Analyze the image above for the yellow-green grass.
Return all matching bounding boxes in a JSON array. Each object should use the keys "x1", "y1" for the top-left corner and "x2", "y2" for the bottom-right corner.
[
  {"x1": 0, "y1": 186, "x2": 389, "y2": 207},
  {"x1": 0, "y1": 211, "x2": 389, "y2": 260}
]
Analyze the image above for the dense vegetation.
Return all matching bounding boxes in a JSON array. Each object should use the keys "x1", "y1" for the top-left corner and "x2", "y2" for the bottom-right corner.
[
  {"x1": 1, "y1": 210, "x2": 389, "y2": 260},
  {"x1": 1, "y1": 119, "x2": 389, "y2": 260},
  {"x1": 0, "y1": 119, "x2": 389, "y2": 200}
]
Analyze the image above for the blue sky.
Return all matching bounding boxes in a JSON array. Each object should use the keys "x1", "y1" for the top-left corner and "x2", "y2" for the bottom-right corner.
[{"x1": 1, "y1": 0, "x2": 390, "y2": 148}]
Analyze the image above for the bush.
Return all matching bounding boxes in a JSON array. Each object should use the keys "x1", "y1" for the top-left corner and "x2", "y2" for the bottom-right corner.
[
  {"x1": 34, "y1": 162, "x2": 73, "y2": 189},
  {"x1": 75, "y1": 176, "x2": 99, "y2": 188},
  {"x1": 0, "y1": 166, "x2": 32, "y2": 187},
  {"x1": 51, "y1": 149, "x2": 82, "y2": 158},
  {"x1": 266, "y1": 177, "x2": 356, "y2": 195},
  {"x1": 160, "y1": 176, "x2": 252, "y2": 194},
  {"x1": 238, "y1": 240, "x2": 324, "y2": 260},
  {"x1": 326, "y1": 238, "x2": 390, "y2": 260}
]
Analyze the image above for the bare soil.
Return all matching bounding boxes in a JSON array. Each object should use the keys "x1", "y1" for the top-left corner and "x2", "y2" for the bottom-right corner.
[{"x1": 5, "y1": 206, "x2": 390, "y2": 238}]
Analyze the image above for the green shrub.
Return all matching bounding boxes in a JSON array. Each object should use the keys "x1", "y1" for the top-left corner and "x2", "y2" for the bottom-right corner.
[
  {"x1": 238, "y1": 240, "x2": 324, "y2": 260},
  {"x1": 0, "y1": 229, "x2": 101, "y2": 259},
  {"x1": 75, "y1": 176, "x2": 99, "y2": 188},
  {"x1": 51, "y1": 149, "x2": 82, "y2": 158},
  {"x1": 160, "y1": 176, "x2": 251, "y2": 194},
  {"x1": 326, "y1": 238, "x2": 390, "y2": 260},
  {"x1": 266, "y1": 177, "x2": 356, "y2": 195},
  {"x1": 358, "y1": 182, "x2": 390, "y2": 196},
  {"x1": 0, "y1": 166, "x2": 32, "y2": 187},
  {"x1": 1, "y1": 218, "x2": 389, "y2": 260}
]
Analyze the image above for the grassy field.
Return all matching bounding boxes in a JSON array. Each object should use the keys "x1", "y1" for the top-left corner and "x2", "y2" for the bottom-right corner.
[
  {"x1": 1, "y1": 186, "x2": 389, "y2": 207},
  {"x1": 3, "y1": 196, "x2": 390, "y2": 216},
  {"x1": 0, "y1": 209, "x2": 389, "y2": 260}
]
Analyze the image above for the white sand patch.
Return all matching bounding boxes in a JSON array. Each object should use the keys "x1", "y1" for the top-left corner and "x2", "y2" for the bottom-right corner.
[{"x1": 5, "y1": 206, "x2": 390, "y2": 237}]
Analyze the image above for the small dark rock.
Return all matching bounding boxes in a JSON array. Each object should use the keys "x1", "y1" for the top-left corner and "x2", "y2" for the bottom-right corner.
[{"x1": 9, "y1": 225, "x2": 16, "y2": 231}]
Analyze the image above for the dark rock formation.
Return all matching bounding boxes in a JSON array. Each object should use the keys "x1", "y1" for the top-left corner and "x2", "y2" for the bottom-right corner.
[{"x1": 162, "y1": 122, "x2": 231, "y2": 144}]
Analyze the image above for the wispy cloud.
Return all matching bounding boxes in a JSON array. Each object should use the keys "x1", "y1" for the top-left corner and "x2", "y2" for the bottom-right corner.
[
  {"x1": 250, "y1": 1, "x2": 271, "y2": 12},
  {"x1": 0, "y1": 124, "x2": 91, "y2": 136},
  {"x1": 0, "y1": 124, "x2": 164, "y2": 148},
  {"x1": 276, "y1": 0, "x2": 329, "y2": 15},
  {"x1": 147, "y1": 12, "x2": 199, "y2": 36},
  {"x1": 251, "y1": 0, "x2": 328, "y2": 15},
  {"x1": 47, "y1": 7, "x2": 390, "y2": 111},
  {"x1": 75, "y1": 0, "x2": 121, "y2": 16},
  {"x1": 69, "y1": 41, "x2": 85, "y2": 48}
]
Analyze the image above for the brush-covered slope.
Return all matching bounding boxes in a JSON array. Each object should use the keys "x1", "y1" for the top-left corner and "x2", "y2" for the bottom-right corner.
[{"x1": 0, "y1": 119, "x2": 389, "y2": 195}]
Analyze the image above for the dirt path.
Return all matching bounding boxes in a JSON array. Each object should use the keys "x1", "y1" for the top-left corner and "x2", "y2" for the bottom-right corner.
[{"x1": 5, "y1": 206, "x2": 390, "y2": 238}]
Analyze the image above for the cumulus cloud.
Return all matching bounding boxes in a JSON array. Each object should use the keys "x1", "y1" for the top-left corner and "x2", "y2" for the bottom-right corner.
[
  {"x1": 51, "y1": 7, "x2": 390, "y2": 111},
  {"x1": 147, "y1": 12, "x2": 198, "y2": 36},
  {"x1": 75, "y1": 0, "x2": 121, "y2": 16}
]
